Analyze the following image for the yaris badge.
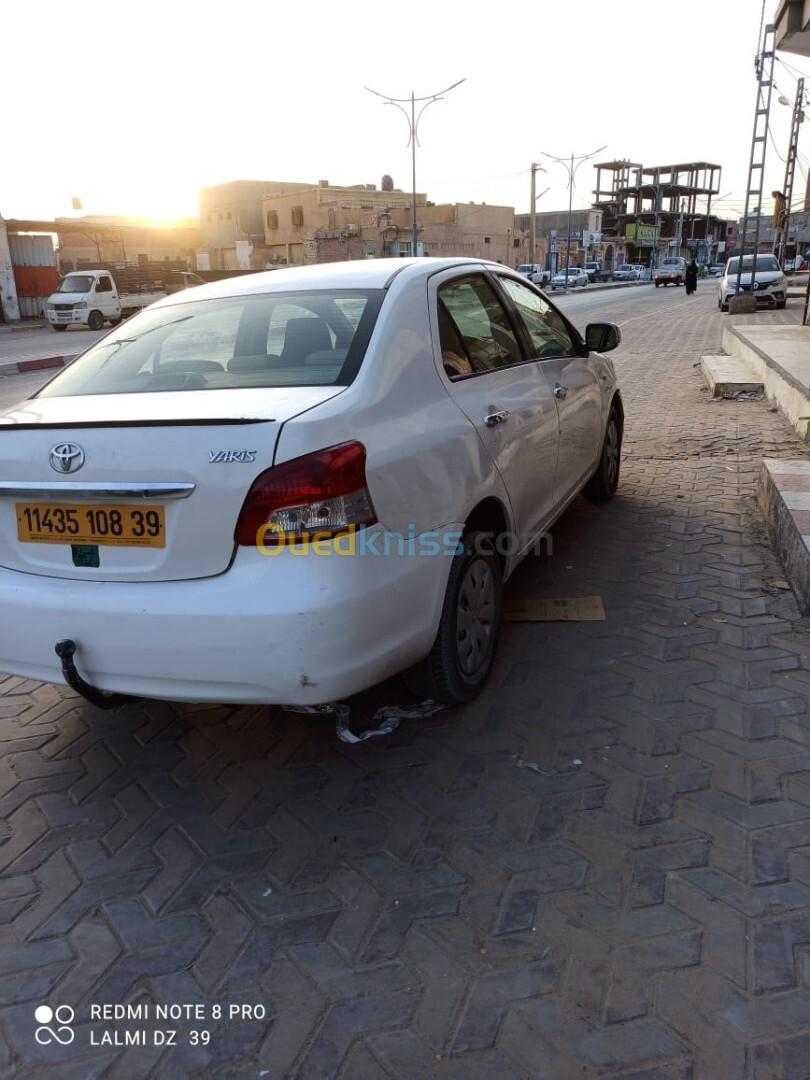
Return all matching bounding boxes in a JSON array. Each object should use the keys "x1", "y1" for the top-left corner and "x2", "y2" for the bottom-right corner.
[{"x1": 49, "y1": 443, "x2": 85, "y2": 474}]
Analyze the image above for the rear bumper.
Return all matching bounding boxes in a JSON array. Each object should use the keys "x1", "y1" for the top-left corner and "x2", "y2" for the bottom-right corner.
[{"x1": 0, "y1": 530, "x2": 455, "y2": 705}]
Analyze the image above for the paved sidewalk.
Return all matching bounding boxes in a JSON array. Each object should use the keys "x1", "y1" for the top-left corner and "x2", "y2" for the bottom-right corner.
[{"x1": 2, "y1": 292, "x2": 810, "y2": 1077}]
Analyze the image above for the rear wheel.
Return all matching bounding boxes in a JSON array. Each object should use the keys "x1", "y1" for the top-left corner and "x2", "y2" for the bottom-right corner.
[
  {"x1": 88, "y1": 310, "x2": 105, "y2": 331},
  {"x1": 403, "y1": 530, "x2": 502, "y2": 705},
  {"x1": 584, "y1": 405, "x2": 622, "y2": 503}
]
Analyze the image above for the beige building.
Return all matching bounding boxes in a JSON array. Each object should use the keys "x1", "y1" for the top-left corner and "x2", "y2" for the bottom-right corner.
[
  {"x1": 56, "y1": 216, "x2": 201, "y2": 271},
  {"x1": 262, "y1": 180, "x2": 514, "y2": 266},
  {"x1": 262, "y1": 180, "x2": 423, "y2": 265},
  {"x1": 199, "y1": 180, "x2": 312, "y2": 269}
]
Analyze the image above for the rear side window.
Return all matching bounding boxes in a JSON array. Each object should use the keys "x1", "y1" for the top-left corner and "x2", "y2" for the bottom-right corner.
[
  {"x1": 438, "y1": 274, "x2": 523, "y2": 375},
  {"x1": 38, "y1": 289, "x2": 383, "y2": 397}
]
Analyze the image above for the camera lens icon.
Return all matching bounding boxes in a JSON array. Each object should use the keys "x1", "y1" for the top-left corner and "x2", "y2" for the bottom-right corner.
[{"x1": 34, "y1": 1005, "x2": 75, "y2": 1046}]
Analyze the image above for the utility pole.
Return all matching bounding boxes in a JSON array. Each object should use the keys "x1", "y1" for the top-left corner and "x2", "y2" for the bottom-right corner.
[
  {"x1": 776, "y1": 77, "x2": 805, "y2": 266},
  {"x1": 528, "y1": 164, "x2": 548, "y2": 267},
  {"x1": 365, "y1": 80, "x2": 465, "y2": 257},
  {"x1": 734, "y1": 23, "x2": 776, "y2": 304},
  {"x1": 539, "y1": 145, "x2": 607, "y2": 290}
]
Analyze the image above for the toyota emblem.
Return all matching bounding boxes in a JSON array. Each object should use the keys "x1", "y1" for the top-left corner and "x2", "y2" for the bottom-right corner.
[{"x1": 49, "y1": 443, "x2": 86, "y2": 474}]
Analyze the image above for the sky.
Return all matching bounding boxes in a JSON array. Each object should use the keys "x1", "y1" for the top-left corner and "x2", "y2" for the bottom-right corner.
[{"x1": 2, "y1": 0, "x2": 809, "y2": 226}]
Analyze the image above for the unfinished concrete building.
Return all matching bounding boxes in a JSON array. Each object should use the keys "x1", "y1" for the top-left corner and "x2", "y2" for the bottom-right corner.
[{"x1": 593, "y1": 160, "x2": 726, "y2": 266}]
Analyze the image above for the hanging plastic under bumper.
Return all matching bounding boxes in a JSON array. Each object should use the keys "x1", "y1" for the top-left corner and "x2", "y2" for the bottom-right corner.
[{"x1": 54, "y1": 639, "x2": 139, "y2": 710}]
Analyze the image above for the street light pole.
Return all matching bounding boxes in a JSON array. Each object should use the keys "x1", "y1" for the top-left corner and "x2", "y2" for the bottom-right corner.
[
  {"x1": 539, "y1": 145, "x2": 607, "y2": 290},
  {"x1": 365, "y1": 79, "x2": 465, "y2": 257},
  {"x1": 565, "y1": 153, "x2": 574, "y2": 285}
]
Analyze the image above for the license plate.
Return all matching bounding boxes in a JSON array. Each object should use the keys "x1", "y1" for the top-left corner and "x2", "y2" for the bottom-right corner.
[{"x1": 16, "y1": 503, "x2": 165, "y2": 548}]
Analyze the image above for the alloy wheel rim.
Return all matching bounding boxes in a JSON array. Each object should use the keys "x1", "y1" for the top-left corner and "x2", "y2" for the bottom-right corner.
[{"x1": 456, "y1": 558, "x2": 496, "y2": 678}]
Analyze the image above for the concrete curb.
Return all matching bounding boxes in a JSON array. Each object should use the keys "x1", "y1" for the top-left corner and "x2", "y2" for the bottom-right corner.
[
  {"x1": 0, "y1": 354, "x2": 75, "y2": 378},
  {"x1": 549, "y1": 280, "x2": 649, "y2": 296},
  {"x1": 0, "y1": 320, "x2": 48, "y2": 334}
]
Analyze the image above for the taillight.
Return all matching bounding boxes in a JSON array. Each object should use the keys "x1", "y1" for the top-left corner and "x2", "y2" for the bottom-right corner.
[{"x1": 235, "y1": 441, "x2": 377, "y2": 547}]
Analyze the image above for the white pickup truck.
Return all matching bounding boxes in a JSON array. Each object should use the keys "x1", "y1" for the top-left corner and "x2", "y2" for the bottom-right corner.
[
  {"x1": 46, "y1": 269, "x2": 205, "y2": 332},
  {"x1": 516, "y1": 263, "x2": 552, "y2": 286}
]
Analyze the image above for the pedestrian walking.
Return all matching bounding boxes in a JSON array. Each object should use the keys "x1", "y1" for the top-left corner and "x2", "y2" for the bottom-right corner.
[{"x1": 685, "y1": 259, "x2": 698, "y2": 296}]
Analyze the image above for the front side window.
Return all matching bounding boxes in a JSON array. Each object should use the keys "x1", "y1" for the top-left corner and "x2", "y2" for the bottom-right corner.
[
  {"x1": 438, "y1": 275, "x2": 523, "y2": 375},
  {"x1": 498, "y1": 276, "x2": 577, "y2": 359},
  {"x1": 37, "y1": 289, "x2": 383, "y2": 397}
]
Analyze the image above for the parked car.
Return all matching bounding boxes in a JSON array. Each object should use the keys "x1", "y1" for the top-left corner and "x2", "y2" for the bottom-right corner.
[
  {"x1": 653, "y1": 257, "x2": 687, "y2": 287},
  {"x1": 612, "y1": 265, "x2": 640, "y2": 281},
  {"x1": 630, "y1": 264, "x2": 648, "y2": 278},
  {"x1": 718, "y1": 254, "x2": 786, "y2": 311},
  {"x1": 0, "y1": 258, "x2": 623, "y2": 709},
  {"x1": 550, "y1": 267, "x2": 589, "y2": 288},
  {"x1": 515, "y1": 263, "x2": 551, "y2": 286},
  {"x1": 708, "y1": 264, "x2": 725, "y2": 277}
]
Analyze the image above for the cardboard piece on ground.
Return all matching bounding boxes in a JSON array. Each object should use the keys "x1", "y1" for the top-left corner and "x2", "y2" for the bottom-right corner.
[{"x1": 505, "y1": 596, "x2": 606, "y2": 622}]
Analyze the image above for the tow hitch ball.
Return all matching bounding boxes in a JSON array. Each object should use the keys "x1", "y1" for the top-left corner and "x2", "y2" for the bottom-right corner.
[{"x1": 54, "y1": 639, "x2": 137, "y2": 710}]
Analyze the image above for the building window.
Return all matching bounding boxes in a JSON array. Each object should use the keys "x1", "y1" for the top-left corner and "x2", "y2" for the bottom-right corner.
[
  {"x1": 399, "y1": 241, "x2": 412, "y2": 256},
  {"x1": 484, "y1": 236, "x2": 491, "y2": 244},
  {"x1": 291, "y1": 206, "x2": 304, "y2": 227},
  {"x1": 513, "y1": 238, "x2": 520, "y2": 248},
  {"x1": 266, "y1": 210, "x2": 278, "y2": 230}
]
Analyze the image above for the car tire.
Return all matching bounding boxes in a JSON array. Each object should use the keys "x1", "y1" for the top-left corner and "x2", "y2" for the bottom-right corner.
[
  {"x1": 403, "y1": 530, "x2": 502, "y2": 706},
  {"x1": 777, "y1": 301, "x2": 787, "y2": 309},
  {"x1": 584, "y1": 404, "x2": 622, "y2": 503},
  {"x1": 88, "y1": 310, "x2": 105, "y2": 331},
  {"x1": 52, "y1": 324, "x2": 67, "y2": 332}
]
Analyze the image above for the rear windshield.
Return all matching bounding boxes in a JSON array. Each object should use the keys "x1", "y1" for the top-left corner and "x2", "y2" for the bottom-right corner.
[
  {"x1": 38, "y1": 289, "x2": 384, "y2": 398},
  {"x1": 725, "y1": 255, "x2": 780, "y2": 274}
]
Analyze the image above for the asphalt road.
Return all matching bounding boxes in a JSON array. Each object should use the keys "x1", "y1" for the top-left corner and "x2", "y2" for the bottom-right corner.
[{"x1": 0, "y1": 325, "x2": 103, "y2": 365}]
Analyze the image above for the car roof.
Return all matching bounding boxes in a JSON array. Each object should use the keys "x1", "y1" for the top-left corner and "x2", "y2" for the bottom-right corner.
[{"x1": 149, "y1": 257, "x2": 506, "y2": 308}]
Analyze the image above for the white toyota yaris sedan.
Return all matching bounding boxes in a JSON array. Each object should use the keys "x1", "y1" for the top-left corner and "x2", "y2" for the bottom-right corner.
[{"x1": 0, "y1": 258, "x2": 623, "y2": 708}]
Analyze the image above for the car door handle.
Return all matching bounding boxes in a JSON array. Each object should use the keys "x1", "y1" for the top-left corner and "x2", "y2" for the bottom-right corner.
[
  {"x1": 484, "y1": 410, "x2": 510, "y2": 427},
  {"x1": 553, "y1": 384, "x2": 568, "y2": 399}
]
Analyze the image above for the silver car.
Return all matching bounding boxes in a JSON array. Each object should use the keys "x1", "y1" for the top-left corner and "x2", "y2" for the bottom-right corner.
[{"x1": 550, "y1": 268, "x2": 588, "y2": 289}]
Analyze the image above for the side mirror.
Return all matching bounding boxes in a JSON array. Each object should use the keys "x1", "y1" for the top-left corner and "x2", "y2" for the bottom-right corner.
[{"x1": 586, "y1": 322, "x2": 621, "y2": 353}]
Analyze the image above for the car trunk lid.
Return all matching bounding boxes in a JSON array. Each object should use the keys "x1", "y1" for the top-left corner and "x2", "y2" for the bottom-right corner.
[{"x1": 0, "y1": 386, "x2": 344, "y2": 582}]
